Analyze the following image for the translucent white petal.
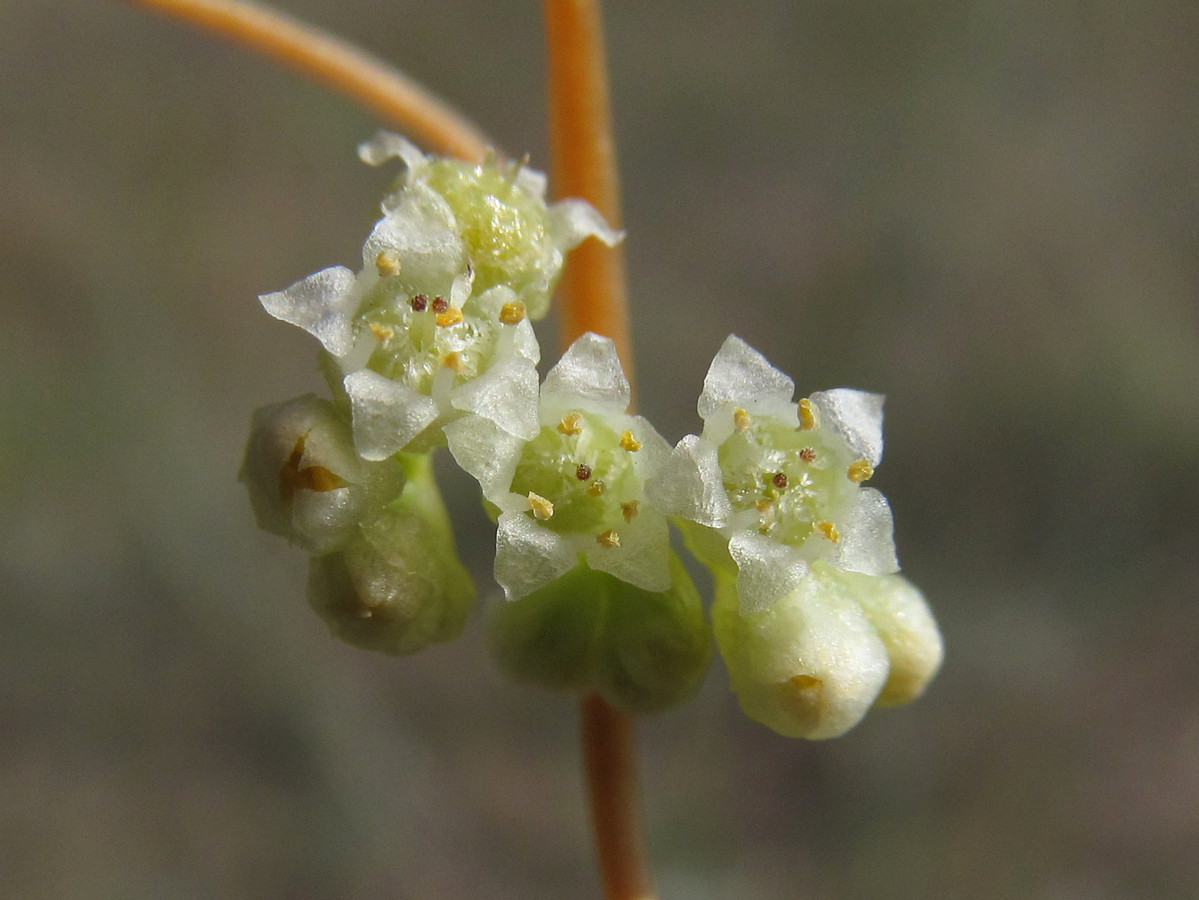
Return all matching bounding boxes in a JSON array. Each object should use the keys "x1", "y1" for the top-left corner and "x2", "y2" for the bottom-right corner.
[
  {"x1": 584, "y1": 508, "x2": 671, "y2": 593},
  {"x1": 495, "y1": 512, "x2": 579, "y2": 601},
  {"x1": 363, "y1": 208, "x2": 464, "y2": 289},
  {"x1": 626, "y1": 415, "x2": 672, "y2": 482},
  {"x1": 833, "y1": 487, "x2": 899, "y2": 575},
  {"x1": 541, "y1": 332, "x2": 631, "y2": 413},
  {"x1": 259, "y1": 266, "x2": 358, "y2": 357},
  {"x1": 443, "y1": 416, "x2": 524, "y2": 503},
  {"x1": 644, "y1": 435, "x2": 734, "y2": 527},
  {"x1": 728, "y1": 531, "x2": 811, "y2": 615},
  {"x1": 357, "y1": 130, "x2": 426, "y2": 172},
  {"x1": 449, "y1": 358, "x2": 540, "y2": 441},
  {"x1": 810, "y1": 388, "x2": 885, "y2": 466},
  {"x1": 548, "y1": 198, "x2": 624, "y2": 249},
  {"x1": 344, "y1": 369, "x2": 440, "y2": 460},
  {"x1": 697, "y1": 335, "x2": 794, "y2": 422},
  {"x1": 514, "y1": 164, "x2": 548, "y2": 200}
]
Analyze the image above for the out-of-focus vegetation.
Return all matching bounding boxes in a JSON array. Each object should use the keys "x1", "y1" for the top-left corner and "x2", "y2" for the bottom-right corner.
[{"x1": 2, "y1": 1, "x2": 1196, "y2": 896}]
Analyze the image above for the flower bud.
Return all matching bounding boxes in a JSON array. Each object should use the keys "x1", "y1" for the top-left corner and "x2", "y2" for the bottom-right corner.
[
  {"x1": 306, "y1": 452, "x2": 474, "y2": 655},
  {"x1": 239, "y1": 394, "x2": 403, "y2": 555},
  {"x1": 488, "y1": 554, "x2": 712, "y2": 713}
]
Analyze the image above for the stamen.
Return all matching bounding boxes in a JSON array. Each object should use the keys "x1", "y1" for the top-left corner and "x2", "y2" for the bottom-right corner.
[
  {"x1": 799, "y1": 398, "x2": 818, "y2": 431},
  {"x1": 848, "y1": 459, "x2": 875, "y2": 483},
  {"x1": 279, "y1": 433, "x2": 348, "y2": 501},
  {"x1": 772, "y1": 472, "x2": 788, "y2": 490},
  {"x1": 733, "y1": 408, "x2": 752, "y2": 432},
  {"x1": 754, "y1": 498, "x2": 772, "y2": 512},
  {"x1": 576, "y1": 464, "x2": 592, "y2": 481},
  {"x1": 527, "y1": 492, "x2": 554, "y2": 520},
  {"x1": 410, "y1": 294, "x2": 428, "y2": 312},
  {"x1": 557, "y1": 412, "x2": 583, "y2": 436},
  {"x1": 619, "y1": 430, "x2": 642, "y2": 452},
  {"x1": 586, "y1": 480, "x2": 607, "y2": 497},
  {"x1": 436, "y1": 307, "x2": 464, "y2": 327},
  {"x1": 621, "y1": 501, "x2": 640, "y2": 522},
  {"x1": 499, "y1": 300, "x2": 527, "y2": 324},
  {"x1": 431, "y1": 296, "x2": 449, "y2": 314},
  {"x1": 369, "y1": 322, "x2": 394, "y2": 342},
  {"x1": 374, "y1": 250, "x2": 401, "y2": 277},
  {"x1": 596, "y1": 529, "x2": 621, "y2": 548},
  {"x1": 788, "y1": 674, "x2": 823, "y2": 698},
  {"x1": 441, "y1": 352, "x2": 463, "y2": 371},
  {"x1": 815, "y1": 521, "x2": 840, "y2": 543},
  {"x1": 799, "y1": 447, "x2": 816, "y2": 463}
]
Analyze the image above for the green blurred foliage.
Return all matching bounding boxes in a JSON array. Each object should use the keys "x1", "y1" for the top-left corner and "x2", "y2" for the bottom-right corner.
[{"x1": 2, "y1": 1, "x2": 1196, "y2": 897}]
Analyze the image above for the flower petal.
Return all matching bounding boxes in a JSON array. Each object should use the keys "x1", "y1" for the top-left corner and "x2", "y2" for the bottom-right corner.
[
  {"x1": 357, "y1": 130, "x2": 426, "y2": 172},
  {"x1": 697, "y1": 335, "x2": 795, "y2": 422},
  {"x1": 495, "y1": 512, "x2": 579, "y2": 601},
  {"x1": 728, "y1": 531, "x2": 810, "y2": 615},
  {"x1": 541, "y1": 332, "x2": 631, "y2": 414},
  {"x1": 548, "y1": 198, "x2": 624, "y2": 249},
  {"x1": 344, "y1": 369, "x2": 440, "y2": 460},
  {"x1": 259, "y1": 266, "x2": 358, "y2": 357},
  {"x1": 809, "y1": 388, "x2": 885, "y2": 466},
  {"x1": 443, "y1": 416, "x2": 525, "y2": 504},
  {"x1": 832, "y1": 487, "x2": 899, "y2": 575},
  {"x1": 585, "y1": 509, "x2": 671, "y2": 593},
  {"x1": 449, "y1": 358, "x2": 540, "y2": 440},
  {"x1": 644, "y1": 434, "x2": 734, "y2": 528}
]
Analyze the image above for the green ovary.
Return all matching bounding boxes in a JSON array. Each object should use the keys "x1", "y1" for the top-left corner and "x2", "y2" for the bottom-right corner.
[
  {"x1": 510, "y1": 412, "x2": 638, "y2": 536},
  {"x1": 718, "y1": 420, "x2": 857, "y2": 546},
  {"x1": 424, "y1": 160, "x2": 547, "y2": 296}
]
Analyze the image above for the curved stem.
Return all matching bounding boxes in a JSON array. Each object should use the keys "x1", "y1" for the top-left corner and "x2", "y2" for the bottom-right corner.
[
  {"x1": 543, "y1": 0, "x2": 632, "y2": 381},
  {"x1": 544, "y1": 3, "x2": 652, "y2": 898},
  {"x1": 119, "y1": 0, "x2": 491, "y2": 161}
]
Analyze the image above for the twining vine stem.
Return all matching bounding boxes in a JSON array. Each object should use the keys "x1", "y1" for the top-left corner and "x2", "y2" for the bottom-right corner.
[{"x1": 119, "y1": 1, "x2": 654, "y2": 897}]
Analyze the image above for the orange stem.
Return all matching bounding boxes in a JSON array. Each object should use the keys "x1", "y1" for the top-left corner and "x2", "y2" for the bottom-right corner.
[
  {"x1": 543, "y1": 0, "x2": 632, "y2": 380},
  {"x1": 119, "y1": 0, "x2": 491, "y2": 161}
]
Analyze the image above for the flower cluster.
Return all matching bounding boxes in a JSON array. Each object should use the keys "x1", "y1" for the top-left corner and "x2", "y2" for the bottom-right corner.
[{"x1": 243, "y1": 136, "x2": 940, "y2": 735}]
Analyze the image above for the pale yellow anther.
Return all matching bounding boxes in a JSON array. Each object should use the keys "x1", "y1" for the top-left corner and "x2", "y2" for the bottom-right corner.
[
  {"x1": 621, "y1": 501, "x2": 640, "y2": 523},
  {"x1": 374, "y1": 250, "x2": 401, "y2": 277},
  {"x1": 754, "y1": 498, "x2": 773, "y2": 513},
  {"x1": 586, "y1": 481, "x2": 607, "y2": 498},
  {"x1": 788, "y1": 674, "x2": 824, "y2": 697},
  {"x1": 619, "y1": 430, "x2": 642, "y2": 452},
  {"x1": 369, "y1": 322, "x2": 394, "y2": 342},
  {"x1": 498, "y1": 300, "x2": 527, "y2": 325},
  {"x1": 799, "y1": 398, "x2": 819, "y2": 431},
  {"x1": 847, "y1": 459, "x2": 875, "y2": 483},
  {"x1": 734, "y1": 408, "x2": 752, "y2": 432},
  {"x1": 527, "y1": 492, "x2": 554, "y2": 520},
  {"x1": 596, "y1": 529, "x2": 621, "y2": 548},
  {"x1": 557, "y1": 413, "x2": 583, "y2": 436},
  {"x1": 435, "y1": 307, "x2": 464, "y2": 328},
  {"x1": 441, "y1": 352, "x2": 463, "y2": 372},
  {"x1": 815, "y1": 520, "x2": 840, "y2": 543}
]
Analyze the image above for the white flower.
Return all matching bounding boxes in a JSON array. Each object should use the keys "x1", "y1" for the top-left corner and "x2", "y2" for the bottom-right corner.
[
  {"x1": 648, "y1": 335, "x2": 898, "y2": 614},
  {"x1": 446, "y1": 332, "x2": 672, "y2": 601},
  {"x1": 258, "y1": 134, "x2": 621, "y2": 461}
]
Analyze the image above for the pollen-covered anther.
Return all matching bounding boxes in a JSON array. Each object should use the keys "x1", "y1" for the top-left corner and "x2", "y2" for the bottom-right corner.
[
  {"x1": 441, "y1": 352, "x2": 463, "y2": 371},
  {"x1": 619, "y1": 430, "x2": 642, "y2": 452},
  {"x1": 557, "y1": 413, "x2": 583, "y2": 436},
  {"x1": 374, "y1": 250, "x2": 401, "y2": 277},
  {"x1": 754, "y1": 498, "x2": 773, "y2": 513},
  {"x1": 596, "y1": 529, "x2": 621, "y2": 548},
  {"x1": 527, "y1": 492, "x2": 554, "y2": 520},
  {"x1": 586, "y1": 480, "x2": 607, "y2": 498},
  {"x1": 788, "y1": 674, "x2": 824, "y2": 697},
  {"x1": 734, "y1": 408, "x2": 752, "y2": 432},
  {"x1": 435, "y1": 307, "x2": 464, "y2": 328},
  {"x1": 772, "y1": 472, "x2": 788, "y2": 490},
  {"x1": 410, "y1": 294, "x2": 428, "y2": 312},
  {"x1": 431, "y1": 296, "x2": 449, "y2": 314},
  {"x1": 369, "y1": 322, "x2": 394, "y2": 342},
  {"x1": 576, "y1": 464, "x2": 592, "y2": 481},
  {"x1": 848, "y1": 459, "x2": 875, "y2": 482},
  {"x1": 498, "y1": 300, "x2": 527, "y2": 325},
  {"x1": 799, "y1": 447, "x2": 817, "y2": 463},
  {"x1": 815, "y1": 520, "x2": 841, "y2": 543},
  {"x1": 621, "y1": 500, "x2": 639, "y2": 522},
  {"x1": 798, "y1": 398, "x2": 819, "y2": 431}
]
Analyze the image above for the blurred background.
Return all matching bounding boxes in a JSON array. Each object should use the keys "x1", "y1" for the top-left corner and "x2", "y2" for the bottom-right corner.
[{"x1": 3, "y1": 1, "x2": 1197, "y2": 897}]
